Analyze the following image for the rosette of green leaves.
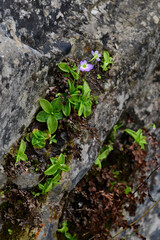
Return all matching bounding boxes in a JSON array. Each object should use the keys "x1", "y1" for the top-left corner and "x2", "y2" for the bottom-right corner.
[
  {"x1": 38, "y1": 154, "x2": 70, "y2": 194},
  {"x1": 125, "y1": 129, "x2": 147, "y2": 149},
  {"x1": 38, "y1": 174, "x2": 61, "y2": 195},
  {"x1": 44, "y1": 153, "x2": 70, "y2": 176},
  {"x1": 30, "y1": 129, "x2": 49, "y2": 148},
  {"x1": 15, "y1": 140, "x2": 28, "y2": 165},
  {"x1": 69, "y1": 81, "x2": 92, "y2": 118},
  {"x1": 30, "y1": 129, "x2": 57, "y2": 148},
  {"x1": 36, "y1": 97, "x2": 63, "y2": 134},
  {"x1": 101, "y1": 51, "x2": 113, "y2": 71}
]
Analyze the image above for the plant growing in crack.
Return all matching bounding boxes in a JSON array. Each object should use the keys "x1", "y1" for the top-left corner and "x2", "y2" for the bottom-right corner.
[
  {"x1": 125, "y1": 128, "x2": 147, "y2": 149},
  {"x1": 36, "y1": 97, "x2": 63, "y2": 134},
  {"x1": 57, "y1": 221, "x2": 77, "y2": 240},
  {"x1": 15, "y1": 140, "x2": 28, "y2": 165},
  {"x1": 101, "y1": 50, "x2": 113, "y2": 71},
  {"x1": 38, "y1": 153, "x2": 70, "y2": 195},
  {"x1": 26, "y1": 129, "x2": 57, "y2": 148}
]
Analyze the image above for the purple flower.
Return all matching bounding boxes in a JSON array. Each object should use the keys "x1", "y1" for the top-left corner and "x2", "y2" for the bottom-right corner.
[
  {"x1": 91, "y1": 50, "x2": 101, "y2": 61},
  {"x1": 79, "y1": 60, "x2": 93, "y2": 72}
]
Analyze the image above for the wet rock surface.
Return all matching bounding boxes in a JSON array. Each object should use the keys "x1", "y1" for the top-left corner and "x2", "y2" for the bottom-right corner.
[{"x1": 0, "y1": 0, "x2": 160, "y2": 239}]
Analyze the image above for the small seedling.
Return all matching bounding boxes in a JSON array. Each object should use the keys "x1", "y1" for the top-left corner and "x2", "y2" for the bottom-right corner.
[
  {"x1": 95, "y1": 144, "x2": 113, "y2": 168},
  {"x1": 97, "y1": 74, "x2": 102, "y2": 79},
  {"x1": 49, "y1": 134, "x2": 57, "y2": 144},
  {"x1": 57, "y1": 221, "x2": 77, "y2": 240},
  {"x1": 112, "y1": 170, "x2": 120, "y2": 178},
  {"x1": 15, "y1": 140, "x2": 28, "y2": 165},
  {"x1": 38, "y1": 154, "x2": 70, "y2": 194},
  {"x1": 124, "y1": 185, "x2": 132, "y2": 194},
  {"x1": 8, "y1": 229, "x2": 13, "y2": 235},
  {"x1": 101, "y1": 51, "x2": 113, "y2": 71},
  {"x1": 125, "y1": 128, "x2": 148, "y2": 149}
]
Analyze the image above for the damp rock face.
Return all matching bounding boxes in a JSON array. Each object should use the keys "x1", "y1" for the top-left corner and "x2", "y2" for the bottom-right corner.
[{"x1": 0, "y1": 0, "x2": 160, "y2": 240}]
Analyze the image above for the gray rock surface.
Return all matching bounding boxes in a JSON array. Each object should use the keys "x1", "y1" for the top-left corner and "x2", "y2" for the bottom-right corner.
[{"x1": 0, "y1": 0, "x2": 160, "y2": 239}]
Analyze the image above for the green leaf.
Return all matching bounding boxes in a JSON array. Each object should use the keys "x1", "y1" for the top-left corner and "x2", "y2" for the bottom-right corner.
[
  {"x1": 124, "y1": 186, "x2": 132, "y2": 194},
  {"x1": 95, "y1": 144, "x2": 113, "y2": 168},
  {"x1": 125, "y1": 129, "x2": 137, "y2": 139},
  {"x1": 82, "y1": 102, "x2": 92, "y2": 118},
  {"x1": 32, "y1": 139, "x2": 45, "y2": 148},
  {"x1": 54, "y1": 112, "x2": 63, "y2": 120},
  {"x1": 70, "y1": 69, "x2": 79, "y2": 80},
  {"x1": 68, "y1": 79, "x2": 75, "y2": 93},
  {"x1": 47, "y1": 115, "x2": 58, "y2": 134},
  {"x1": 60, "y1": 165, "x2": 70, "y2": 172},
  {"x1": 78, "y1": 102, "x2": 83, "y2": 116},
  {"x1": 62, "y1": 102, "x2": 71, "y2": 117},
  {"x1": 32, "y1": 129, "x2": 46, "y2": 140},
  {"x1": 36, "y1": 111, "x2": 50, "y2": 122},
  {"x1": 57, "y1": 153, "x2": 65, "y2": 164},
  {"x1": 97, "y1": 74, "x2": 101, "y2": 79},
  {"x1": 57, "y1": 221, "x2": 68, "y2": 233},
  {"x1": 69, "y1": 94, "x2": 80, "y2": 105},
  {"x1": 40, "y1": 99, "x2": 53, "y2": 114},
  {"x1": 94, "y1": 96, "x2": 98, "y2": 104},
  {"x1": 44, "y1": 180, "x2": 53, "y2": 194},
  {"x1": 44, "y1": 164, "x2": 59, "y2": 176},
  {"x1": 82, "y1": 81, "x2": 91, "y2": 98},
  {"x1": 49, "y1": 135, "x2": 57, "y2": 144},
  {"x1": 113, "y1": 122, "x2": 123, "y2": 135},
  {"x1": 52, "y1": 173, "x2": 61, "y2": 183},
  {"x1": 65, "y1": 232, "x2": 72, "y2": 239},
  {"x1": 103, "y1": 51, "x2": 109, "y2": 61},
  {"x1": 15, "y1": 155, "x2": 20, "y2": 164},
  {"x1": 18, "y1": 140, "x2": 26, "y2": 155},
  {"x1": 20, "y1": 153, "x2": 28, "y2": 162},
  {"x1": 38, "y1": 183, "x2": 44, "y2": 190},
  {"x1": 25, "y1": 133, "x2": 30, "y2": 142},
  {"x1": 50, "y1": 157, "x2": 56, "y2": 165},
  {"x1": 51, "y1": 97, "x2": 62, "y2": 112},
  {"x1": 99, "y1": 145, "x2": 113, "y2": 160},
  {"x1": 8, "y1": 229, "x2": 13, "y2": 235},
  {"x1": 94, "y1": 158, "x2": 102, "y2": 168},
  {"x1": 58, "y1": 62, "x2": 70, "y2": 73}
]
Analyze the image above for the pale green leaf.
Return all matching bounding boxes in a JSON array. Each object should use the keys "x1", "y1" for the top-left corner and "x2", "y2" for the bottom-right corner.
[
  {"x1": 40, "y1": 99, "x2": 53, "y2": 114},
  {"x1": 62, "y1": 102, "x2": 71, "y2": 117},
  {"x1": 47, "y1": 115, "x2": 58, "y2": 134},
  {"x1": 36, "y1": 111, "x2": 49, "y2": 122},
  {"x1": 58, "y1": 62, "x2": 70, "y2": 73}
]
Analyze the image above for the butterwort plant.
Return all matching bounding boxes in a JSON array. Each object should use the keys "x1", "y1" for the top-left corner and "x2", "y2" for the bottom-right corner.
[
  {"x1": 125, "y1": 128, "x2": 148, "y2": 149},
  {"x1": 36, "y1": 97, "x2": 63, "y2": 134},
  {"x1": 38, "y1": 154, "x2": 70, "y2": 195},
  {"x1": 26, "y1": 129, "x2": 57, "y2": 149}
]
